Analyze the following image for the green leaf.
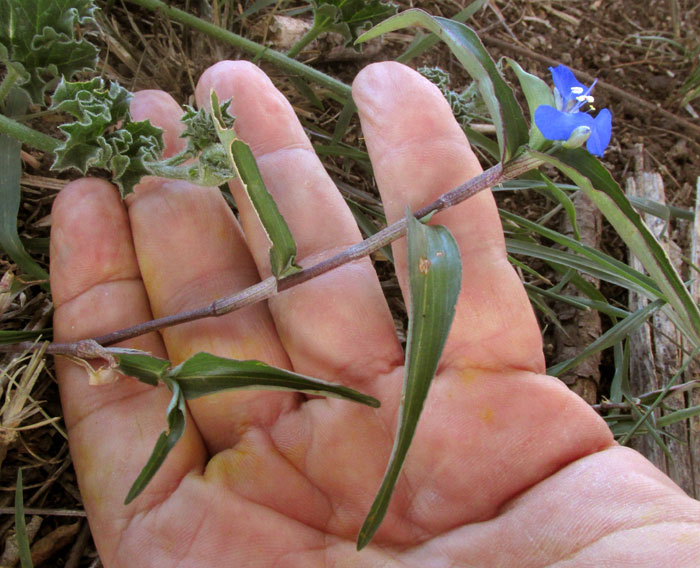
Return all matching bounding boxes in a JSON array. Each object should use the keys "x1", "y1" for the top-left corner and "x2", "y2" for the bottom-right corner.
[
  {"x1": 310, "y1": 0, "x2": 398, "y2": 47},
  {"x1": 125, "y1": 377, "x2": 186, "y2": 504},
  {"x1": 51, "y1": 78, "x2": 165, "y2": 197},
  {"x1": 210, "y1": 91, "x2": 301, "y2": 278},
  {"x1": 506, "y1": 58, "x2": 554, "y2": 151},
  {"x1": 170, "y1": 352, "x2": 379, "y2": 408},
  {"x1": 0, "y1": 329, "x2": 52, "y2": 344},
  {"x1": 14, "y1": 469, "x2": 33, "y2": 568},
  {"x1": 116, "y1": 353, "x2": 171, "y2": 386},
  {"x1": 0, "y1": 0, "x2": 98, "y2": 104},
  {"x1": 397, "y1": 0, "x2": 488, "y2": 64},
  {"x1": 357, "y1": 210, "x2": 462, "y2": 549},
  {"x1": 538, "y1": 148, "x2": 700, "y2": 347},
  {"x1": 358, "y1": 9, "x2": 528, "y2": 161},
  {"x1": 0, "y1": 93, "x2": 49, "y2": 287},
  {"x1": 547, "y1": 299, "x2": 663, "y2": 377}
]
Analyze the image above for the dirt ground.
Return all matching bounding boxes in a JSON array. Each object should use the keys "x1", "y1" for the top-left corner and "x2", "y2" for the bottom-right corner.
[{"x1": 1, "y1": 0, "x2": 699, "y2": 565}]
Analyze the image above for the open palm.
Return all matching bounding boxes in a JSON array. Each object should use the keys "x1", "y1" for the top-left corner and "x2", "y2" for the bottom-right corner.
[{"x1": 51, "y1": 62, "x2": 700, "y2": 567}]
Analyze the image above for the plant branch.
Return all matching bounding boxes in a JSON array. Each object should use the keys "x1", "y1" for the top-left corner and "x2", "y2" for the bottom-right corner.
[
  {"x1": 286, "y1": 26, "x2": 321, "y2": 60},
  {"x1": 126, "y1": 0, "x2": 351, "y2": 99},
  {"x1": 0, "y1": 113, "x2": 60, "y2": 153},
  {"x1": 593, "y1": 380, "x2": 699, "y2": 412},
  {"x1": 0, "y1": 153, "x2": 541, "y2": 358}
]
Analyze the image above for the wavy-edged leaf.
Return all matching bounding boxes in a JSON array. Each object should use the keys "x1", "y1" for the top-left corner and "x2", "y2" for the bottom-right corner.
[
  {"x1": 357, "y1": 211, "x2": 462, "y2": 549},
  {"x1": 170, "y1": 352, "x2": 379, "y2": 408},
  {"x1": 358, "y1": 9, "x2": 528, "y2": 160},
  {"x1": 310, "y1": 0, "x2": 398, "y2": 47},
  {"x1": 0, "y1": 0, "x2": 98, "y2": 104},
  {"x1": 538, "y1": 148, "x2": 700, "y2": 347},
  {"x1": 125, "y1": 377, "x2": 185, "y2": 504},
  {"x1": 116, "y1": 353, "x2": 171, "y2": 386},
  {"x1": 211, "y1": 91, "x2": 301, "y2": 278},
  {"x1": 51, "y1": 78, "x2": 164, "y2": 197},
  {"x1": 14, "y1": 469, "x2": 33, "y2": 568}
]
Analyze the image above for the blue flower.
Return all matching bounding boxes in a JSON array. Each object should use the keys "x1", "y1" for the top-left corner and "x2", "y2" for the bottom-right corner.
[{"x1": 534, "y1": 65, "x2": 612, "y2": 157}]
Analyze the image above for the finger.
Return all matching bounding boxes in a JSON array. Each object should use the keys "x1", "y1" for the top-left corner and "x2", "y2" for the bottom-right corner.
[
  {"x1": 353, "y1": 62, "x2": 544, "y2": 374},
  {"x1": 127, "y1": 90, "x2": 296, "y2": 452},
  {"x1": 195, "y1": 61, "x2": 403, "y2": 391},
  {"x1": 51, "y1": 178, "x2": 206, "y2": 560}
]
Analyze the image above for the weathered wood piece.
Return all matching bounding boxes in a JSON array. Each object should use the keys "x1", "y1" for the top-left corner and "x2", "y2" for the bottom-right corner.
[
  {"x1": 554, "y1": 192, "x2": 602, "y2": 404},
  {"x1": 626, "y1": 144, "x2": 696, "y2": 497}
]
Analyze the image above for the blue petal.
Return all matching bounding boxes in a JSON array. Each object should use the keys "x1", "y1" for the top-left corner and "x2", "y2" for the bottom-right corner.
[
  {"x1": 535, "y1": 105, "x2": 593, "y2": 141},
  {"x1": 550, "y1": 65, "x2": 588, "y2": 107},
  {"x1": 585, "y1": 108, "x2": 612, "y2": 157}
]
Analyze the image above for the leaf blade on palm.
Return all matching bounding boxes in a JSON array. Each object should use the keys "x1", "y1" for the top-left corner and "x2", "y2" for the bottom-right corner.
[{"x1": 357, "y1": 211, "x2": 462, "y2": 549}]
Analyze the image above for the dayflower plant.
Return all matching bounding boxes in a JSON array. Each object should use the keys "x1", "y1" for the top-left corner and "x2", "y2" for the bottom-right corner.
[{"x1": 534, "y1": 65, "x2": 612, "y2": 157}]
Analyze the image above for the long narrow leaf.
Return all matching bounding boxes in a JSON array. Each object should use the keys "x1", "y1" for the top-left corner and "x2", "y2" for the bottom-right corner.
[
  {"x1": 547, "y1": 299, "x2": 663, "y2": 377},
  {"x1": 357, "y1": 211, "x2": 462, "y2": 549},
  {"x1": 358, "y1": 9, "x2": 528, "y2": 160},
  {"x1": 0, "y1": 95, "x2": 49, "y2": 286},
  {"x1": 397, "y1": 0, "x2": 487, "y2": 63},
  {"x1": 124, "y1": 378, "x2": 186, "y2": 504},
  {"x1": 538, "y1": 149, "x2": 700, "y2": 347},
  {"x1": 170, "y1": 352, "x2": 379, "y2": 408},
  {"x1": 211, "y1": 91, "x2": 301, "y2": 278}
]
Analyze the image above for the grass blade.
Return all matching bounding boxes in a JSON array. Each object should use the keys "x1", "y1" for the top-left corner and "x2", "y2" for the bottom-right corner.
[
  {"x1": 15, "y1": 469, "x2": 34, "y2": 568},
  {"x1": 170, "y1": 352, "x2": 379, "y2": 408},
  {"x1": 357, "y1": 211, "x2": 462, "y2": 549}
]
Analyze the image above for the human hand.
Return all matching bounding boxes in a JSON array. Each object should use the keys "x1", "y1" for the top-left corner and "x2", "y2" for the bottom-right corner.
[{"x1": 51, "y1": 61, "x2": 700, "y2": 567}]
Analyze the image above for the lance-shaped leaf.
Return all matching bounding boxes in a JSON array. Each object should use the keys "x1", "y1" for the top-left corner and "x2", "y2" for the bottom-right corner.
[
  {"x1": 536, "y1": 148, "x2": 700, "y2": 348},
  {"x1": 125, "y1": 377, "x2": 186, "y2": 504},
  {"x1": 357, "y1": 211, "x2": 462, "y2": 549},
  {"x1": 357, "y1": 9, "x2": 528, "y2": 161},
  {"x1": 170, "y1": 352, "x2": 379, "y2": 407},
  {"x1": 211, "y1": 91, "x2": 301, "y2": 278}
]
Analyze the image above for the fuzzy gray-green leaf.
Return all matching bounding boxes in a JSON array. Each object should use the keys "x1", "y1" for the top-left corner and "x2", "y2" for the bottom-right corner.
[
  {"x1": 0, "y1": 0, "x2": 98, "y2": 104},
  {"x1": 357, "y1": 211, "x2": 462, "y2": 549}
]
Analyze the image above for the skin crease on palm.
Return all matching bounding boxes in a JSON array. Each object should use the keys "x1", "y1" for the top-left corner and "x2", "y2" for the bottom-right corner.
[{"x1": 49, "y1": 61, "x2": 700, "y2": 567}]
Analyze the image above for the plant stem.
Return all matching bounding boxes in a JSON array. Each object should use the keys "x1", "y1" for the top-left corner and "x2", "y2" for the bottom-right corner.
[
  {"x1": 0, "y1": 113, "x2": 60, "y2": 153},
  {"x1": 286, "y1": 26, "x2": 321, "y2": 60},
  {"x1": 0, "y1": 154, "x2": 542, "y2": 357},
  {"x1": 127, "y1": 0, "x2": 351, "y2": 99}
]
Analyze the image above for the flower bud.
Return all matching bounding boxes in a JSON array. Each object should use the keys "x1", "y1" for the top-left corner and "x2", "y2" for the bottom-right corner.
[{"x1": 563, "y1": 125, "x2": 592, "y2": 149}]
